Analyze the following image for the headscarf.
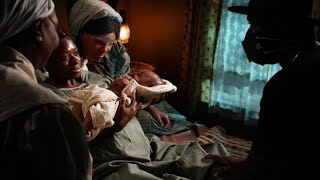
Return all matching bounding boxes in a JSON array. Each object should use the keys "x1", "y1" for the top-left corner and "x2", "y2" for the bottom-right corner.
[
  {"x1": 0, "y1": 0, "x2": 55, "y2": 44},
  {"x1": 69, "y1": 0, "x2": 122, "y2": 37}
]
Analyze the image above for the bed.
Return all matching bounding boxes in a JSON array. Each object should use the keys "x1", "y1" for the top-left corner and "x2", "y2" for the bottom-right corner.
[{"x1": 159, "y1": 124, "x2": 252, "y2": 159}]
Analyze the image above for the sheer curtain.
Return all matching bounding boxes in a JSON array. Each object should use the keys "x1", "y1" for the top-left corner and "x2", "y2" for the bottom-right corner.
[
  {"x1": 179, "y1": 0, "x2": 223, "y2": 113},
  {"x1": 209, "y1": 0, "x2": 281, "y2": 125}
]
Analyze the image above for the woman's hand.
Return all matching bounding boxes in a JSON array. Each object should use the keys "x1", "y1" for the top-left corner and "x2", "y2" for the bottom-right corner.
[
  {"x1": 146, "y1": 105, "x2": 170, "y2": 127},
  {"x1": 108, "y1": 77, "x2": 131, "y2": 96},
  {"x1": 113, "y1": 89, "x2": 141, "y2": 132}
]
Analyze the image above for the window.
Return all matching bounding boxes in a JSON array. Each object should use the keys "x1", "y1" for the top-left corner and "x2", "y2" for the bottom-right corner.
[{"x1": 209, "y1": 0, "x2": 281, "y2": 125}]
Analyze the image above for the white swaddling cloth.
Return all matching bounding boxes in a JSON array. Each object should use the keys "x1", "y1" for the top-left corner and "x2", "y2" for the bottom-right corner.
[
  {"x1": 121, "y1": 79, "x2": 177, "y2": 109},
  {"x1": 68, "y1": 79, "x2": 177, "y2": 130},
  {"x1": 68, "y1": 84, "x2": 118, "y2": 129}
]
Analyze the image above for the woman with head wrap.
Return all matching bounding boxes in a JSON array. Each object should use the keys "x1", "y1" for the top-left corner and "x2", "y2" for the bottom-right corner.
[
  {"x1": 69, "y1": 0, "x2": 125, "y2": 78},
  {"x1": 0, "y1": 0, "x2": 91, "y2": 179},
  {"x1": 69, "y1": 0, "x2": 195, "y2": 136}
]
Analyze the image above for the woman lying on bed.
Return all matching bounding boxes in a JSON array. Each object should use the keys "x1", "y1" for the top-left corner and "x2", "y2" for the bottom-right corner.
[{"x1": 41, "y1": 32, "x2": 229, "y2": 180}]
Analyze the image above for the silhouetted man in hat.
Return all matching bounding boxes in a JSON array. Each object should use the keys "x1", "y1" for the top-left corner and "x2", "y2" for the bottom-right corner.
[{"x1": 206, "y1": 0, "x2": 320, "y2": 179}]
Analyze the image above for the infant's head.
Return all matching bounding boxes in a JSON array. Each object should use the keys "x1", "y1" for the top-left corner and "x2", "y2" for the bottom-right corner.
[
  {"x1": 133, "y1": 71, "x2": 165, "y2": 87},
  {"x1": 108, "y1": 71, "x2": 164, "y2": 96},
  {"x1": 108, "y1": 76, "x2": 131, "y2": 96}
]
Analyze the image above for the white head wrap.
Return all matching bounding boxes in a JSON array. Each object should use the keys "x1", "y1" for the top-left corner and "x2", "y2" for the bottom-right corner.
[
  {"x1": 0, "y1": 0, "x2": 55, "y2": 44},
  {"x1": 69, "y1": 0, "x2": 123, "y2": 37}
]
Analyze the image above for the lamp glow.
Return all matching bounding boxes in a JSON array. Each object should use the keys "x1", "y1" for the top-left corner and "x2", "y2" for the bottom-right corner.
[{"x1": 119, "y1": 23, "x2": 130, "y2": 44}]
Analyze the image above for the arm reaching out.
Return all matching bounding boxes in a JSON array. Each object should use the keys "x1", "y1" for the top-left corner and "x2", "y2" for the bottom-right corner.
[{"x1": 145, "y1": 105, "x2": 170, "y2": 127}]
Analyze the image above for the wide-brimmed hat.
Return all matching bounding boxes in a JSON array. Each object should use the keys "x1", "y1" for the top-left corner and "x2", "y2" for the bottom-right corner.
[{"x1": 228, "y1": 0, "x2": 320, "y2": 26}]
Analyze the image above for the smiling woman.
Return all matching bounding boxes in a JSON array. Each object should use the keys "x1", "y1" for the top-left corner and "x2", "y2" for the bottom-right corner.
[
  {"x1": 79, "y1": 29, "x2": 117, "y2": 62},
  {"x1": 68, "y1": 0, "x2": 126, "y2": 79},
  {"x1": 45, "y1": 33, "x2": 82, "y2": 88},
  {"x1": 41, "y1": 33, "x2": 114, "y2": 101}
]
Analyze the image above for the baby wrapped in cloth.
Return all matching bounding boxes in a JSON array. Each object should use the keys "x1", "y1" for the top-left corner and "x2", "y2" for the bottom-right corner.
[{"x1": 68, "y1": 71, "x2": 177, "y2": 140}]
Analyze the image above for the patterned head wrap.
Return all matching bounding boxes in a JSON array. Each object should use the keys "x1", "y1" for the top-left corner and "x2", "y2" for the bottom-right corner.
[
  {"x1": 69, "y1": 0, "x2": 122, "y2": 37},
  {"x1": 0, "y1": 0, "x2": 55, "y2": 44}
]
